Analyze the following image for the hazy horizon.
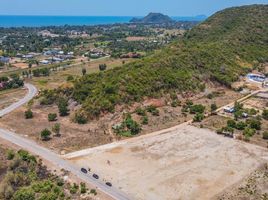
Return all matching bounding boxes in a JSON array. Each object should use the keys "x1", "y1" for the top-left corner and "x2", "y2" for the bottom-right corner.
[{"x1": 0, "y1": 0, "x2": 267, "y2": 16}]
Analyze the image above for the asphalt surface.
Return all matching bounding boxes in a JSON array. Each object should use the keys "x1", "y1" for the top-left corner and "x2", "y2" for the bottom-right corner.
[
  {"x1": 0, "y1": 83, "x2": 132, "y2": 200},
  {"x1": 0, "y1": 83, "x2": 37, "y2": 117}
]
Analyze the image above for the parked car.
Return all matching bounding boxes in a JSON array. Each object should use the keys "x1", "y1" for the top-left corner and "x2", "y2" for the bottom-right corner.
[
  {"x1": 93, "y1": 174, "x2": 99, "y2": 179},
  {"x1": 81, "y1": 168, "x2": 87, "y2": 174},
  {"x1": 106, "y1": 182, "x2": 112, "y2": 187}
]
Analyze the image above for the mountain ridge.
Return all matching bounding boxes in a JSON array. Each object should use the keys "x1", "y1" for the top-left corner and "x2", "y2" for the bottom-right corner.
[
  {"x1": 71, "y1": 4, "x2": 268, "y2": 117},
  {"x1": 130, "y1": 12, "x2": 174, "y2": 23}
]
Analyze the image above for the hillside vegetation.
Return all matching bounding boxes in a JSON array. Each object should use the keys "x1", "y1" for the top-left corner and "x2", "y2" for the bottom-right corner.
[{"x1": 70, "y1": 5, "x2": 268, "y2": 118}]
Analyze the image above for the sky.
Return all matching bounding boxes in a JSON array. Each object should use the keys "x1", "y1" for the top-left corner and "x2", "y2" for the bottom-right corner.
[{"x1": 0, "y1": 0, "x2": 267, "y2": 16}]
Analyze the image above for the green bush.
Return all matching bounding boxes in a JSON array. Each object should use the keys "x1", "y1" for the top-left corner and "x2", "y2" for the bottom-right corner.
[
  {"x1": 24, "y1": 109, "x2": 33, "y2": 119},
  {"x1": 141, "y1": 116, "x2": 149, "y2": 125},
  {"x1": 57, "y1": 98, "x2": 69, "y2": 116},
  {"x1": 193, "y1": 113, "x2": 204, "y2": 122},
  {"x1": 135, "y1": 107, "x2": 146, "y2": 116},
  {"x1": 80, "y1": 183, "x2": 87, "y2": 194},
  {"x1": 262, "y1": 109, "x2": 268, "y2": 120},
  {"x1": 6, "y1": 149, "x2": 15, "y2": 160},
  {"x1": 48, "y1": 113, "x2": 57, "y2": 122},
  {"x1": 263, "y1": 131, "x2": 268, "y2": 140},
  {"x1": 73, "y1": 111, "x2": 88, "y2": 124},
  {"x1": 235, "y1": 121, "x2": 247, "y2": 130},
  {"x1": 227, "y1": 119, "x2": 236, "y2": 128},
  {"x1": 247, "y1": 118, "x2": 261, "y2": 130},
  {"x1": 243, "y1": 127, "x2": 256, "y2": 137},
  {"x1": 40, "y1": 129, "x2": 52, "y2": 141},
  {"x1": 190, "y1": 104, "x2": 205, "y2": 114},
  {"x1": 146, "y1": 105, "x2": 159, "y2": 116}
]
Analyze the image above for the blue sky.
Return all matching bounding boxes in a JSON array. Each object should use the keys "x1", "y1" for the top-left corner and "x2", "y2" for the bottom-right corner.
[{"x1": 0, "y1": 0, "x2": 267, "y2": 16}]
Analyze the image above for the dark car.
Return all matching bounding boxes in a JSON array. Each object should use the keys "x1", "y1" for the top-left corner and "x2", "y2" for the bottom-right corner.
[
  {"x1": 106, "y1": 182, "x2": 112, "y2": 187},
  {"x1": 81, "y1": 168, "x2": 87, "y2": 174},
  {"x1": 93, "y1": 174, "x2": 99, "y2": 179}
]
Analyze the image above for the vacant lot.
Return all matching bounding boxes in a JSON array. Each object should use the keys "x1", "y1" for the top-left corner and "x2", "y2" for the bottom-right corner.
[
  {"x1": 67, "y1": 125, "x2": 268, "y2": 200},
  {"x1": 0, "y1": 88, "x2": 27, "y2": 110}
]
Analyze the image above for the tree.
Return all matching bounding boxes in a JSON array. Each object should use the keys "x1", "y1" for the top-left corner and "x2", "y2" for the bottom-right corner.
[
  {"x1": 82, "y1": 68, "x2": 86, "y2": 76},
  {"x1": 48, "y1": 113, "x2": 57, "y2": 121},
  {"x1": 247, "y1": 118, "x2": 261, "y2": 130},
  {"x1": 52, "y1": 123, "x2": 61, "y2": 137},
  {"x1": 99, "y1": 64, "x2": 107, "y2": 71},
  {"x1": 190, "y1": 104, "x2": 205, "y2": 114},
  {"x1": 236, "y1": 121, "x2": 247, "y2": 130},
  {"x1": 227, "y1": 119, "x2": 236, "y2": 128},
  {"x1": 57, "y1": 98, "x2": 69, "y2": 116},
  {"x1": 243, "y1": 127, "x2": 256, "y2": 137},
  {"x1": 24, "y1": 109, "x2": 33, "y2": 119},
  {"x1": 28, "y1": 63, "x2": 32, "y2": 68},
  {"x1": 210, "y1": 103, "x2": 217, "y2": 113},
  {"x1": 40, "y1": 129, "x2": 51, "y2": 141}
]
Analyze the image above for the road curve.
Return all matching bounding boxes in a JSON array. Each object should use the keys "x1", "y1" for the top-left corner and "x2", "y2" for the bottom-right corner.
[
  {"x1": 0, "y1": 83, "x2": 38, "y2": 117},
  {"x1": 0, "y1": 83, "x2": 132, "y2": 200}
]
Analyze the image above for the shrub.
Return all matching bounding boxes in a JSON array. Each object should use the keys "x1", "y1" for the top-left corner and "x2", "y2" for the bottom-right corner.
[
  {"x1": 146, "y1": 105, "x2": 159, "y2": 116},
  {"x1": 135, "y1": 107, "x2": 146, "y2": 116},
  {"x1": 40, "y1": 129, "x2": 52, "y2": 141},
  {"x1": 262, "y1": 109, "x2": 268, "y2": 120},
  {"x1": 247, "y1": 118, "x2": 261, "y2": 130},
  {"x1": 74, "y1": 111, "x2": 88, "y2": 124},
  {"x1": 48, "y1": 113, "x2": 57, "y2": 122},
  {"x1": 99, "y1": 64, "x2": 107, "y2": 71},
  {"x1": 13, "y1": 188, "x2": 35, "y2": 200},
  {"x1": 70, "y1": 183, "x2": 79, "y2": 194},
  {"x1": 52, "y1": 123, "x2": 61, "y2": 137},
  {"x1": 24, "y1": 109, "x2": 33, "y2": 119},
  {"x1": 141, "y1": 116, "x2": 148, "y2": 125},
  {"x1": 235, "y1": 121, "x2": 247, "y2": 130},
  {"x1": 193, "y1": 113, "x2": 204, "y2": 122},
  {"x1": 171, "y1": 100, "x2": 181, "y2": 107},
  {"x1": 243, "y1": 127, "x2": 256, "y2": 137},
  {"x1": 125, "y1": 115, "x2": 141, "y2": 135},
  {"x1": 6, "y1": 150, "x2": 15, "y2": 160},
  {"x1": 190, "y1": 104, "x2": 205, "y2": 114},
  {"x1": 227, "y1": 119, "x2": 236, "y2": 128},
  {"x1": 90, "y1": 189, "x2": 97, "y2": 195},
  {"x1": 263, "y1": 131, "x2": 268, "y2": 140},
  {"x1": 66, "y1": 75, "x2": 74, "y2": 81},
  {"x1": 57, "y1": 98, "x2": 69, "y2": 116},
  {"x1": 210, "y1": 103, "x2": 217, "y2": 113},
  {"x1": 80, "y1": 183, "x2": 87, "y2": 194}
]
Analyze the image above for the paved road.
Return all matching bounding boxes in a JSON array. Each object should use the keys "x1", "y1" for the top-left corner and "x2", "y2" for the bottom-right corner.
[
  {"x1": 0, "y1": 83, "x2": 37, "y2": 117},
  {"x1": 0, "y1": 83, "x2": 132, "y2": 200}
]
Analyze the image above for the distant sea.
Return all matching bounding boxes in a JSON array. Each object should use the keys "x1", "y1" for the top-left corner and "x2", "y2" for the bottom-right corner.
[{"x1": 0, "y1": 15, "x2": 206, "y2": 28}]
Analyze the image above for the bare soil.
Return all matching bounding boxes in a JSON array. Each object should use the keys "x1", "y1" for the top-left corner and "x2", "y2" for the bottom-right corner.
[
  {"x1": 68, "y1": 125, "x2": 268, "y2": 200},
  {"x1": 0, "y1": 88, "x2": 27, "y2": 110},
  {"x1": 215, "y1": 164, "x2": 268, "y2": 200}
]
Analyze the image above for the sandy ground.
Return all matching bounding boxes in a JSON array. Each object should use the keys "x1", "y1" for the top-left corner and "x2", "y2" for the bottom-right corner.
[
  {"x1": 68, "y1": 125, "x2": 268, "y2": 200},
  {"x1": 0, "y1": 88, "x2": 27, "y2": 110}
]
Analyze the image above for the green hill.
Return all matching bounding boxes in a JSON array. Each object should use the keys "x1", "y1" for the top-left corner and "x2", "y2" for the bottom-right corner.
[{"x1": 72, "y1": 5, "x2": 268, "y2": 118}]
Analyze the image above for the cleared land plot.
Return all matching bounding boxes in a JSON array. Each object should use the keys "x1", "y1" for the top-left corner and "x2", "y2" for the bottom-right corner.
[
  {"x1": 0, "y1": 88, "x2": 27, "y2": 110},
  {"x1": 68, "y1": 125, "x2": 268, "y2": 200}
]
